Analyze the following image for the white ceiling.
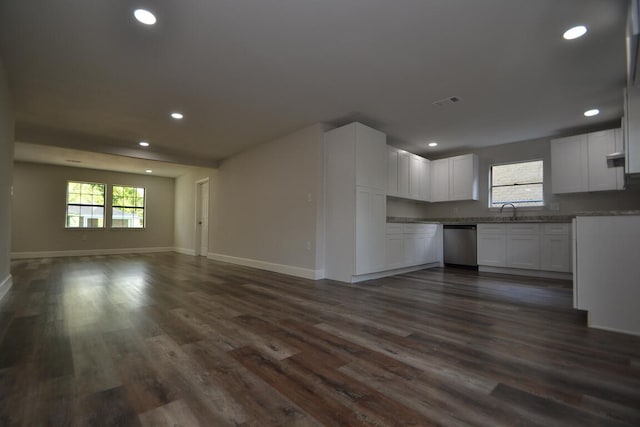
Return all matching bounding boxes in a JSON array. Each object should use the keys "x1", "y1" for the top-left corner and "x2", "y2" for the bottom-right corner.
[
  {"x1": 0, "y1": 0, "x2": 629, "y2": 167},
  {"x1": 14, "y1": 142, "x2": 196, "y2": 178}
]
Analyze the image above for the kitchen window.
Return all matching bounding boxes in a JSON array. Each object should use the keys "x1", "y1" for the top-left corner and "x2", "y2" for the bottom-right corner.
[
  {"x1": 66, "y1": 181, "x2": 106, "y2": 228},
  {"x1": 111, "y1": 185, "x2": 145, "y2": 228},
  {"x1": 490, "y1": 160, "x2": 544, "y2": 207}
]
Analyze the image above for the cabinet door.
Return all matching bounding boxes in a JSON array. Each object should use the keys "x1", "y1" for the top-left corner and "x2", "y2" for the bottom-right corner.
[
  {"x1": 430, "y1": 158, "x2": 450, "y2": 202},
  {"x1": 425, "y1": 235, "x2": 438, "y2": 264},
  {"x1": 551, "y1": 135, "x2": 588, "y2": 193},
  {"x1": 403, "y1": 235, "x2": 417, "y2": 266},
  {"x1": 587, "y1": 129, "x2": 618, "y2": 192},
  {"x1": 355, "y1": 187, "x2": 386, "y2": 275},
  {"x1": 415, "y1": 234, "x2": 428, "y2": 264},
  {"x1": 541, "y1": 235, "x2": 571, "y2": 272},
  {"x1": 419, "y1": 158, "x2": 431, "y2": 201},
  {"x1": 386, "y1": 234, "x2": 405, "y2": 269},
  {"x1": 477, "y1": 234, "x2": 507, "y2": 267},
  {"x1": 409, "y1": 155, "x2": 422, "y2": 199},
  {"x1": 449, "y1": 154, "x2": 478, "y2": 200},
  {"x1": 397, "y1": 151, "x2": 410, "y2": 197},
  {"x1": 507, "y1": 235, "x2": 540, "y2": 270},
  {"x1": 387, "y1": 147, "x2": 399, "y2": 196},
  {"x1": 355, "y1": 124, "x2": 387, "y2": 190}
]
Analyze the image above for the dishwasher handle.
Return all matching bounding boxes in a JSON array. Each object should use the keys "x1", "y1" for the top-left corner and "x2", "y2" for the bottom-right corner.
[{"x1": 443, "y1": 224, "x2": 477, "y2": 230}]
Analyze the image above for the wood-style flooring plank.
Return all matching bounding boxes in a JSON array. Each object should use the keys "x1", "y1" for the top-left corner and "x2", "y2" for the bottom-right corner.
[{"x1": 2, "y1": 253, "x2": 640, "y2": 426}]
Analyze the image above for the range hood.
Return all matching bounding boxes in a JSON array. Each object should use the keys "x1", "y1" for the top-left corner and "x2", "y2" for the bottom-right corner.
[{"x1": 606, "y1": 151, "x2": 625, "y2": 168}]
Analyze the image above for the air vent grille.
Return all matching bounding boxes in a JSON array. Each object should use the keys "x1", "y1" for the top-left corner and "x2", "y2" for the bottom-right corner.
[{"x1": 432, "y1": 96, "x2": 461, "y2": 108}]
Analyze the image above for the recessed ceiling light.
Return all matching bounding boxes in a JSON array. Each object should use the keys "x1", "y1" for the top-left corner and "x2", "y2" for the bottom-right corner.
[
  {"x1": 584, "y1": 109, "x2": 600, "y2": 117},
  {"x1": 428, "y1": 142, "x2": 438, "y2": 147},
  {"x1": 134, "y1": 9, "x2": 156, "y2": 25},
  {"x1": 145, "y1": 169, "x2": 153, "y2": 173},
  {"x1": 170, "y1": 112, "x2": 184, "y2": 120},
  {"x1": 139, "y1": 141, "x2": 150, "y2": 147},
  {"x1": 563, "y1": 25, "x2": 587, "y2": 40}
]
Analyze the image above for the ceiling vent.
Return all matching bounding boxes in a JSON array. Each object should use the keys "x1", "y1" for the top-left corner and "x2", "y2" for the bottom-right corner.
[{"x1": 432, "y1": 96, "x2": 461, "y2": 108}]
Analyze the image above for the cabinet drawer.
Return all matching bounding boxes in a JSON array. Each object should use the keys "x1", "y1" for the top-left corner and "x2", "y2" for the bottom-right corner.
[
  {"x1": 403, "y1": 223, "x2": 429, "y2": 234},
  {"x1": 386, "y1": 223, "x2": 404, "y2": 234},
  {"x1": 543, "y1": 223, "x2": 571, "y2": 235},
  {"x1": 477, "y1": 223, "x2": 506, "y2": 234},
  {"x1": 507, "y1": 223, "x2": 540, "y2": 235}
]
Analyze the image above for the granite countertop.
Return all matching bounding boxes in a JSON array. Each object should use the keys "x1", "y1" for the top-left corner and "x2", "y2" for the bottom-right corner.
[
  {"x1": 387, "y1": 215, "x2": 574, "y2": 224},
  {"x1": 574, "y1": 210, "x2": 640, "y2": 217},
  {"x1": 388, "y1": 211, "x2": 640, "y2": 224}
]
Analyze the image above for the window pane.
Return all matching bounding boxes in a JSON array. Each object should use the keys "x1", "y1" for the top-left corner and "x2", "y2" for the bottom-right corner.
[
  {"x1": 490, "y1": 161, "x2": 544, "y2": 207},
  {"x1": 111, "y1": 185, "x2": 145, "y2": 228},
  {"x1": 66, "y1": 181, "x2": 106, "y2": 228},
  {"x1": 492, "y1": 161, "x2": 543, "y2": 186}
]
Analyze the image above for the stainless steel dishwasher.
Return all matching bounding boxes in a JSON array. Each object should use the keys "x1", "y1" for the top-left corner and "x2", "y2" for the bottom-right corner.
[{"x1": 443, "y1": 225, "x2": 478, "y2": 267}]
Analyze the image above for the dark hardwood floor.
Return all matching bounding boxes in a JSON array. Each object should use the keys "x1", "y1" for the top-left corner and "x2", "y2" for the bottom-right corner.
[{"x1": 2, "y1": 253, "x2": 640, "y2": 426}]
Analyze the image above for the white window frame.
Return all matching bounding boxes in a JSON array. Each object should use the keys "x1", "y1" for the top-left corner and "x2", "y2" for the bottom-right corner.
[
  {"x1": 65, "y1": 181, "x2": 106, "y2": 229},
  {"x1": 111, "y1": 184, "x2": 146, "y2": 229}
]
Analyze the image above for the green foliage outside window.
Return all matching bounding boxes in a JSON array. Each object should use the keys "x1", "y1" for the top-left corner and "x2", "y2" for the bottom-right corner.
[
  {"x1": 66, "y1": 181, "x2": 106, "y2": 228},
  {"x1": 112, "y1": 185, "x2": 145, "y2": 228}
]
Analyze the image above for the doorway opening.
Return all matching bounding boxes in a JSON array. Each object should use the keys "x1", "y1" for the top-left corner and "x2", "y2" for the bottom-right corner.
[{"x1": 195, "y1": 178, "x2": 209, "y2": 257}]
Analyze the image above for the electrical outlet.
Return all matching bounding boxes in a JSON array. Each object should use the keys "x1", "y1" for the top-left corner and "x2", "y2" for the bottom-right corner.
[
  {"x1": 82, "y1": 234, "x2": 87, "y2": 241},
  {"x1": 306, "y1": 241, "x2": 311, "y2": 251},
  {"x1": 307, "y1": 193, "x2": 312, "y2": 202}
]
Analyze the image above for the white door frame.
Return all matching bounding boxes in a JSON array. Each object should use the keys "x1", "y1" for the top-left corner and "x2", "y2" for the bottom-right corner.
[{"x1": 194, "y1": 178, "x2": 210, "y2": 256}]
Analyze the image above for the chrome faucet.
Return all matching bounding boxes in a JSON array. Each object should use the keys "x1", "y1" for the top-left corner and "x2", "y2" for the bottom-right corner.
[{"x1": 500, "y1": 203, "x2": 517, "y2": 220}]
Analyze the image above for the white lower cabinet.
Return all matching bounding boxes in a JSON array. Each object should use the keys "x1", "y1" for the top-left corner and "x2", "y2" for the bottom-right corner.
[
  {"x1": 386, "y1": 223, "x2": 441, "y2": 269},
  {"x1": 477, "y1": 234, "x2": 507, "y2": 267},
  {"x1": 541, "y1": 235, "x2": 571, "y2": 272},
  {"x1": 477, "y1": 223, "x2": 571, "y2": 274},
  {"x1": 507, "y1": 234, "x2": 541, "y2": 269},
  {"x1": 355, "y1": 187, "x2": 387, "y2": 275}
]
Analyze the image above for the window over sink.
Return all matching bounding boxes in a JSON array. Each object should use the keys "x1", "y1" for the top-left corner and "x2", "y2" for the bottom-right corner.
[{"x1": 490, "y1": 160, "x2": 544, "y2": 208}]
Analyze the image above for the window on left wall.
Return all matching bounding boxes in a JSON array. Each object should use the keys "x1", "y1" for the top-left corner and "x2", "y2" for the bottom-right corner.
[{"x1": 66, "y1": 181, "x2": 106, "y2": 228}]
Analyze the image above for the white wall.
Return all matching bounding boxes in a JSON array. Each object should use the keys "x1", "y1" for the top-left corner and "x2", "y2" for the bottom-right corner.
[
  {"x1": 0, "y1": 59, "x2": 13, "y2": 299},
  {"x1": 209, "y1": 123, "x2": 328, "y2": 278},
  {"x1": 11, "y1": 162, "x2": 175, "y2": 257},
  {"x1": 388, "y1": 136, "x2": 640, "y2": 219},
  {"x1": 174, "y1": 167, "x2": 216, "y2": 255}
]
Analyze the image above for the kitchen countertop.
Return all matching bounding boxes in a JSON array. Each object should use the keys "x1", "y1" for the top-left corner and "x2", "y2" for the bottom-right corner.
[
  {"x1": 388, "y1": 211, "x2": 640, "y2": 224},
  {"x1": 387, "y1": 215, "x2": 574, "y2": 224},
  {"x1": 574, "y1": 210, "x2": 640, "y2": 216}
]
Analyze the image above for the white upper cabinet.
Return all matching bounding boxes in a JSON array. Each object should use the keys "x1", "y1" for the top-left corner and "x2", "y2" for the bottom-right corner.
[
  {"x1": 449, "y1": 154, "x2": 479, "y2": 201},
  {"x1": 409, "y1": 154, "x2": 422, "y2": 199},
  {"x1": 355, "y1": 124, "x2": 387, "y2": 190},
  {"x1": 419, "y1": 158, "x2": 431, "y2": 201},
  {"x1": 551, "y1": 134, "x2": 588, "y2": 194},
  {"x1": 387, "y1": 147, "x2": 399, "y2": 196},
  {"x1": 387, "y1": 147, "x2": 428, "y2": 201},
  {"x1": 430, "y1": 158, "x2": 450, "y2": 202},
  {"x1": 587, "y1": 130, "x2": 619, "y2": 192},
  {"x1": 387, "y1": 148, "x2": 476, "y2": 203},
  {"x1": 397, "y1": 150, "x2": 410, "y2": 197},
  {"x1": 551, "y1": 128, "x2": 623, "y2": 194},
  {"x1": 430, "y1": 154, "x2": 478, "y2": 202}
]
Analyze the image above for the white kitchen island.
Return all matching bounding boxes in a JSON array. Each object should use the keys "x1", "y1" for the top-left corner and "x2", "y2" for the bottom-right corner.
[{"x1": 573, "y1": 214, "x2": 640, "y2": 336}]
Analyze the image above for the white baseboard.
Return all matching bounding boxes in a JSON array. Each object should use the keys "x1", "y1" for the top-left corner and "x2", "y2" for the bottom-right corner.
[
  {"x1": 11, "y1": 247, "x2": 174, "y2": 259},
  {"x1": 587, "y1": 322, "x2": 640, "y2": 337},
  {"x1": 174, "y1": 247, "x2": 196, "y2": 256},
  {"x1": 207, "y1": 252, "x2": 323, "y2": 280},
  {"x1": 0, "y1": 274, "x2": 11, "y2": 301},
  {"x1": 349, "y1": 262, "x2": 441, "y2": 283},
  {"x1": 479, "y1": 266, "x2": 572, "y2": 281}
]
